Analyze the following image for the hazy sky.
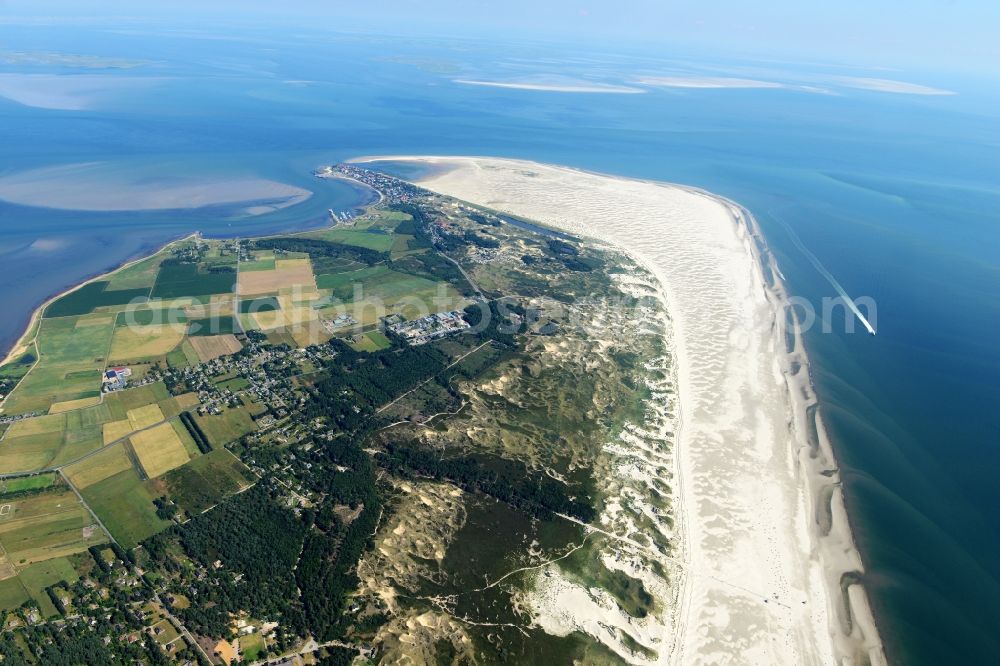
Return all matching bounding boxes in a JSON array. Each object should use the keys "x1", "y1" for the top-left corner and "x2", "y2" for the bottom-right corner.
[{"x1": 2, "y1": 0, "x2": 998, "y2": 75}]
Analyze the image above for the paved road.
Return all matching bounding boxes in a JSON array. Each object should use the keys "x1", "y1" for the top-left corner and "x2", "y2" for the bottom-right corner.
[{"x1": 440, "y1": 252, "x2": 483, "y2": 299}]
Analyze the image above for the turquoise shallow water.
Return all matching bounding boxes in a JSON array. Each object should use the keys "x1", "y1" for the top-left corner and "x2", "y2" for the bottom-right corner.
[{"x1": 1, "y1": 23, "x2": 998, "y2": 663}]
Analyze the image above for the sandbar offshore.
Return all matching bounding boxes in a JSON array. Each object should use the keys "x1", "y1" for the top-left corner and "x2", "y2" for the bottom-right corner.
[
  {"x1": 0, "y1": 163, "x2": 312, "y2": 213},
  {"x1": 359, "y1": 156, "x2": 886, "y2": 665},
  {"x1": 0, "y1": 167, "x2": 379, "y2": 358}
]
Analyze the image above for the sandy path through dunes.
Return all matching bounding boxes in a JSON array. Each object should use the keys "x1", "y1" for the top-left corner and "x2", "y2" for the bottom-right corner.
[{"x1": 356, "y1": 156, "x2": 885, "y2": 666}]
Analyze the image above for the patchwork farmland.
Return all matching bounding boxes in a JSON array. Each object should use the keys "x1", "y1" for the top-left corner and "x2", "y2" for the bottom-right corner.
[{"x1": 0, "y1": 200, "x2": 479, "y2": 622}]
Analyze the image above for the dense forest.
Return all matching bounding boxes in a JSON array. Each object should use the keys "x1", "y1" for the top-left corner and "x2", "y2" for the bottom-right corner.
[
  {"x1": 2, "y1": 194, "x2": 613, "y2": 663},
  {"x1": 305, "y1": 340, "x2": 450, "y2": 430},
  {"x1": 462, "y1": 298, "x2": 525, "y2": 346},
  {"x1": 148, "y1": 485, "x2": 309, "y2": 641},
  {"x1": 179, "y1": 411, "x2": 212, "y2": 453},
  {"x1": 382, "y1": 442, "x2": 595, "y2": 522}
]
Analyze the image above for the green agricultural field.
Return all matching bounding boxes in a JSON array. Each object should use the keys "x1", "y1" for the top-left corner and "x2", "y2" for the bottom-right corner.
[
  {"x1": 0, "y1": 432, "x2": 64, "y2": 473},
  {"x1": 79, "y1": 468, "x2": 171, "y2": 549},
  {"x1": 65, "y1": 401, "x2": 113, "y2": 428},
  {"x1": 108, "y1": 323, "x2": 186, "y2": 363},
  {"x1": 105, "y1": 382, "x2": 170, "y2": 414},
  {"x1": 240, "y1": 258, "x2": 276, "y2": 272},
  {"x1": 44, "y1": 282, "x2": 150, "y2": 318},
  {"x1": 114, "y1": 307, "x2": 187, "y2": 327},
  {"x1": 315, "y1": 266, "x2": 466, "y2": 324},
  {"x1": 166, "y1": 339, "x2": 201, "y2": 368},
  {"x1": 309, "y1": 255, "x2": 366, "y2": 276},
  {"x1": 335, "y1": 268, "x2": 443, "y2": 304},
  {"x1": 18, "y1": 557, "x2": 80, "y2": 616},
  {"x1": 170, "y1": 419, "x2": 202, "y2": 458},
  {"x1": 238, "y1": 296, "x2": 280, "y2": 313},
  {"x1": 0, "y1": 473, "x2": 57, "y2": 495},
  {"x1": 0, "y1": 489, "x2": 105, "y2": 569},
  {"x1": 0, "y1": 349, "x2": 36, "y2": 383},
  {"x1": 63, "y1": 443, "x2": 134, "y2": 490},
  {"x1": 0, "y1": 576, "x2": 29, "y2": 611},
  {"x1": 165, "y1": 346, "x2": 187, "y2": 369},
  {"x1": 103, "y1": 254, "x2": 164, "y2": 291},
  {"x1": 310, "y1": 228, "x2": 395, "y2": 251},
  {"x1": 348, "y1": 330, "x2": 392, "y2": 353},
  {"x1": 390, "y1": 232, "x2": 417, "y2": 258},
  {"x1": 1, "y1": 314, "x2": 115, "y2": 416},
  {"x1": 0, "y1": 410, "x2": 104, "y2": 474},
  {"x1": 187, "y1": 315, "x2": 240, "y2": 336},
  {"x1": 130, "y1": 422, "x2": 191, "y2": 479},
  {"x1": 179, "y1": 339, "x2": 201, "y2": 365},
  {"x1": 317, "y1": 266, "x2": 461, "y2": 312},
  {"x1": 150, "y1": 262, "x2": 236, "y2": 299},
  {"x1": 315, "y1": 265, "x2": 389, "y2": 291},
  {"x1": 158, "y1": 392, "x2": 200, "y2": 420},
  {"x1": 164, "y1": 449, "x2": 253, "y2": 516},
  {"x1": 264, "y1": 328, "x2": 298, "y2": 347},
  {"x1": 47, "y1": 425, "x2": 103, "y2": 468},
  {"x1": 213, "y1": 376, "x2": 250, "y2": 392},
  {"x1": 192, "y1": 407, "x2": 256, "y2": 448},
  {"x1": 0, "y1": 556, "x2": 81, "y2": 616}
]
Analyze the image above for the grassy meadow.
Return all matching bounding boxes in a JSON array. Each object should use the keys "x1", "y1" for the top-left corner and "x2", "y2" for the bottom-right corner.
[{"x1": 0, "y1": 204, "x2": 478, "y2": 601}]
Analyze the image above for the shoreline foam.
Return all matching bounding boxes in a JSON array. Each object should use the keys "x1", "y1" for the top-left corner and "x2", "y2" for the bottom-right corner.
[{"x1": 358, "y1": 155, "x2": 886, "y2": 665}]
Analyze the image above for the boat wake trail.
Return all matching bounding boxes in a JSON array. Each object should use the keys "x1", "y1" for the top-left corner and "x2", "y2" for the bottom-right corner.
[{"x1": 774, "y1": 215, "x2": 877, "y2": 335}]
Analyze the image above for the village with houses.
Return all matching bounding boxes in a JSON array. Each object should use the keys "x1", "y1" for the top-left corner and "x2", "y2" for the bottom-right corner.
[{"x1": 0, "y1": 165, "x2": 634, "y2": 666}]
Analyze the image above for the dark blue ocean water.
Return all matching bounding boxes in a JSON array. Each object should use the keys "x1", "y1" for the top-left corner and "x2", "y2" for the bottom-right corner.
[{"x1": 1, "y1": 23, "x2": 998, "y2": 664}]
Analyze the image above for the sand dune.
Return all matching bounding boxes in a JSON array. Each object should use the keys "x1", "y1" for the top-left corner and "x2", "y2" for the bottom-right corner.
[{"x1": 356, "y1": 155, "x2": 886, "y2": 665}]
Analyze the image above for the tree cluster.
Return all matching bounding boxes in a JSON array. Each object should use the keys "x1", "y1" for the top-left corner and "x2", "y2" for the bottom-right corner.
[
  {"x1": 382, "y1": 442, "x2": 595, "y2": 522},
  {"x1": 253, "y1": 237, "x2": 385, "y2": 265}
]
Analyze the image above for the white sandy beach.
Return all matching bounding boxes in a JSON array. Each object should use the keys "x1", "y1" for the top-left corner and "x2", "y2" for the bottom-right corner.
[{"x1": 357, "y1": 156, "x2": 886, "y2": 665}]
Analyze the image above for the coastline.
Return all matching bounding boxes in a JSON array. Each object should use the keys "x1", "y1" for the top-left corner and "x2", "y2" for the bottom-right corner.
[
  {"x1": 0, "y1": 176, "x2": 382, "y2": 370},
  {"x1": 0, "y1": 232, "x2": 202, "y2": 370},
  {"x1": 358, "y1": 155, "x2": 886, "y2": 665}
]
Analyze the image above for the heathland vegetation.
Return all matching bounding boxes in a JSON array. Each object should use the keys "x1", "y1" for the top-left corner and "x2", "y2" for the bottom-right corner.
[{"x1": 0, "y1": 168, "x2": 659, "y2": 664}]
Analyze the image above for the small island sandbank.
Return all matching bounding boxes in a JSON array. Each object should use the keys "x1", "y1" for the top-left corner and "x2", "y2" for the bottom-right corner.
[
  {"x1": 354, "y1": 155, "x2": 886, "y2": 665},
  {"x1": 0, "y1": 162, "x2": 311, "y2": 213},
  {"x1": 453, "y1": 77, "x2": 646, "y2": 94}
]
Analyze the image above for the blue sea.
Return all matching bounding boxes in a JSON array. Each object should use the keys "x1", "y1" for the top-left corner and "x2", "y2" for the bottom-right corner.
[{"x1": 1, "y1": 22, "x2": 998, "y2": 664}]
